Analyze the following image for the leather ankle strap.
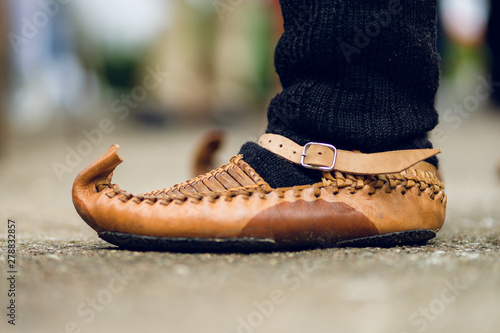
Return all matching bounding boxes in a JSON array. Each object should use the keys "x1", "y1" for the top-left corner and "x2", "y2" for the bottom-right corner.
[{"x1": 258, "y1": 134, "x2": 439, "y2": 175}]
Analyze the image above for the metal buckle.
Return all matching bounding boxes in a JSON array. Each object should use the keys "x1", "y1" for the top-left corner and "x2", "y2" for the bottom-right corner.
[{"x1": 300, "y1": 142, "x2": 337, "y2": 171}]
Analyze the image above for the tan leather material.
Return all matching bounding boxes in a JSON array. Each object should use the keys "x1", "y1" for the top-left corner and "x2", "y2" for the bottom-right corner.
[
  {"x1": 143, "y1": 154, "x2": 265, "y2": 197},
  {"x1": 239, "y1": 200, "x2": 379, "y2": 247},
  {"x1": 72, "y1": 145, "x2": 447, "y2": 248},
  {"x1": 258, "y1": 134, "x2": 440, "y2": 175}
]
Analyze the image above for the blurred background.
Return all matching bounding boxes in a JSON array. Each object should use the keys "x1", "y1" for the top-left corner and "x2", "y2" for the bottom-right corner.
[
  {"x1": 2, "y1": 0, "x2": 280, "y2": 133},
  {"x1": 1, "y1": 1, "x2": 500, "y2": 333},
  {"x1": 1, "y1": 0, "x2": 499, "y2": 131}
]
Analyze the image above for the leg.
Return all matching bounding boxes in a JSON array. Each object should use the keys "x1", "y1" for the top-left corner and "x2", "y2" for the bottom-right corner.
[
  {"x1": 242, "y1": 0, "x2": 440, "y2": 188},
  {"x1": 72, "y1": 0, "x2": 446, "y2": 251}
]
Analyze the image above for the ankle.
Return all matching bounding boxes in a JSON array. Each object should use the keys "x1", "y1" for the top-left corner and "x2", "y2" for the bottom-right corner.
[{"x1": 239, "y1": 142, "x2": 322, "y2": 188}]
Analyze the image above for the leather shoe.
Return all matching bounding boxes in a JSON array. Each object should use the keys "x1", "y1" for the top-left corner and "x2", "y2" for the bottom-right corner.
[{"x1": 72, "y1": 134, "x2": 446, "y2": 252}]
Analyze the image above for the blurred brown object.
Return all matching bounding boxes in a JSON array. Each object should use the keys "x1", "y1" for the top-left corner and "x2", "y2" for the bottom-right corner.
[
  {"x1": 192, "y1": 129, "x2": 225, "y2": 177},
  {"x1": 0, "y1": 1, "x2": 8, "y2": 154},
  {"x1": 272, "y1": 0, "x2": 283, "y2": 36},
  {"x1": 148, "y1": 1, "x2": 276, "y2": 120},
  {"x1": 440, "y1": 0, "x2": 488, "y2": 47},
  {"x1": 149, "y1": 1, "x2": 216, "y2": 119}
]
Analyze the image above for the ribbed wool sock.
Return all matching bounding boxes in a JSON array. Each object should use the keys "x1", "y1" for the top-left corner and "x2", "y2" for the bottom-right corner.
[{"x1": 240, "y1": 0, "x2": 440, "y2": 188}]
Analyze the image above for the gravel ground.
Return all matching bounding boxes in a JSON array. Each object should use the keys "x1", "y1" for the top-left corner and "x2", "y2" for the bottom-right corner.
[{"x1": 1, "y1": 105, "x2": 500, "y2": 333}]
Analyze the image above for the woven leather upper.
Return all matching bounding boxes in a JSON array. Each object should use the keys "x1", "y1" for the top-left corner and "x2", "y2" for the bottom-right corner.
[{"x1": 73, "y1": 144, "x2": 446, "y2": 248}]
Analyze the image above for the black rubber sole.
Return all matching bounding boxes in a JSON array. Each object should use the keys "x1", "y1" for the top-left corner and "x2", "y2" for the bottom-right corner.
[
  {"x1": 337, "y1": 229, "x2": 436, "y2": 248},
  {"x1": 99, "y1": 232, "x2": 277, "y2": 253},
  {"x1": 98, "y1": 229, "x2": 436, "y2": 253}
]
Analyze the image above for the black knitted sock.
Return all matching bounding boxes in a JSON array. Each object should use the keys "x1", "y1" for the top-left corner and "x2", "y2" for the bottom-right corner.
[{"x1": 240, "y1": 0, "x2": 440, "y2": 188}]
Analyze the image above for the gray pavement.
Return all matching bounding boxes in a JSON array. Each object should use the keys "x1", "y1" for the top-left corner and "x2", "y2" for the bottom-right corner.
[{"x1": 1, "y1": 102, "x2": 500, "y2": 333}]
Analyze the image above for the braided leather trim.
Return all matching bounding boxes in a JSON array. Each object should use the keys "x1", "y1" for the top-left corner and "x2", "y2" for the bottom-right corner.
[
  {"x1": 144, "y1": 155, "x2": 266, "y2": 196},
  {"x1": 97, "y1": 161, "x2": 445, "y2": 207},
  {"x1": 320, "y1": 168, "x2": 444, "y2": 197},
  {"x1": 96, "y1": 155, "x2": 267, "y2": 197}
]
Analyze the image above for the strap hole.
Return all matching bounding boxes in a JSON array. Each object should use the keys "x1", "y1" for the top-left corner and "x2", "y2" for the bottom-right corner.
[
  {"x1": 279, "y1": 144, "x2": 283, "y2": 148},
  {"x1": 268, "y1": 140, "x2": 272, "y2": 143},
  {"x1": 318, "y1": 152, "x2": 322, "y2": 155},
  {"x1": 293, "y1": 151, "x2": 296, "y2": 154}
]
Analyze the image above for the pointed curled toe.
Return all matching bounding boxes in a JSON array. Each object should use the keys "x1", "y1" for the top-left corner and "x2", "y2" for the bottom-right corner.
[{"x1": 72, "y1": 136, "x2": 446, "y2": 252}]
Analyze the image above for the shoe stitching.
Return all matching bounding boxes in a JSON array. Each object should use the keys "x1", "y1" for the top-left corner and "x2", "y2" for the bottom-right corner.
[
  {"x1": 137, "y1": 155, "x2": 265, "y2": 197},
  {"x1": 99, "y1": 161, "x2": 446, "y2": 207}
]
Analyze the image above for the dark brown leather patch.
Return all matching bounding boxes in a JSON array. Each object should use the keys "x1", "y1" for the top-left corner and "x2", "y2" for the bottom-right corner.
[{"x1": 239, "y1": 199, "x2": 379, "y2": 248}]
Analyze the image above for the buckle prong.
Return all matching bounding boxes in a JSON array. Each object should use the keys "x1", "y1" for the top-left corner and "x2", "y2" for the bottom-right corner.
[{"x1": 300, "y1": 142, "x2": 337, "y2": 171}]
